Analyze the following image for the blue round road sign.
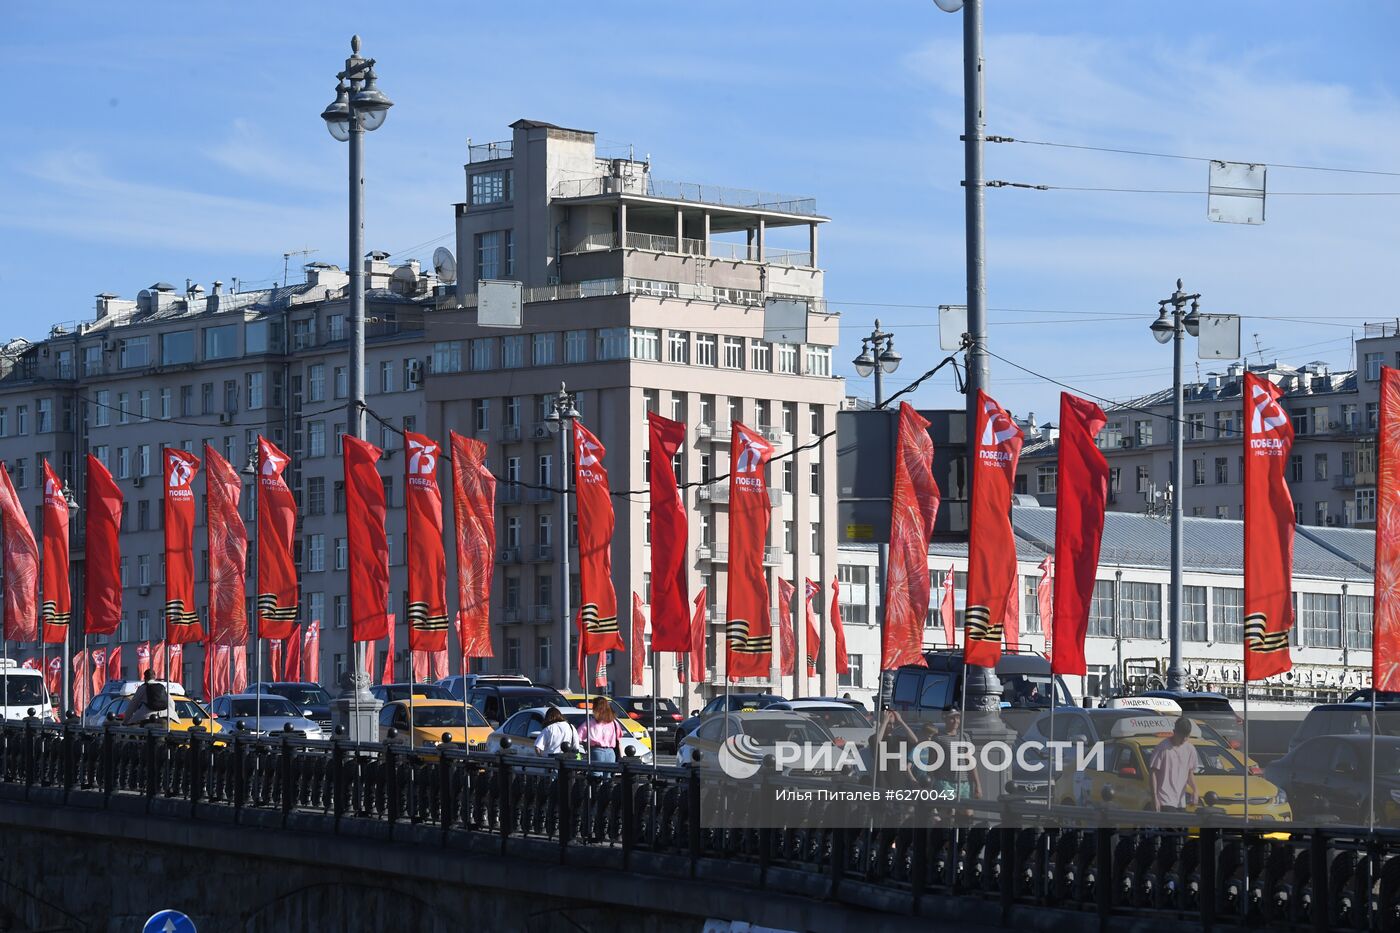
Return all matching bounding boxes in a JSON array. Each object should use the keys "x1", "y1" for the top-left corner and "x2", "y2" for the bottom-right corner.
[{"x1": 144, "y1": 910, "x2": 196, "y2": 933}]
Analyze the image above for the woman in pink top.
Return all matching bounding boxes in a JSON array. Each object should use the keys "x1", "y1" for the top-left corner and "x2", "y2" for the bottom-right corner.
[{"x1": 578, "y1": 696, "x2": 625, "y2": 767}]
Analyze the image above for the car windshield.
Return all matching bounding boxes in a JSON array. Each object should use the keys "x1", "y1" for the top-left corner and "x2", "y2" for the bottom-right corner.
[
  {"x1": 173, "y1": 699, "x2": 209, "y2": 721},
  {"x1": 1172, "y1": 697, "x2": 1235, "y2": 714},
  {"x1": 503, "y1": 694, "x2": 567, "y2": 718},
  {"x1": 1000, "y1": 674, "x2": 1055, "y2": 709},
  {"x1": 806, "y1": 708, "x2": 872, "y2": 730},
  {"x1": 743, "y1": 718, "x2": 830, "y2": 745},
  {"x1": 270, "y1": 686, "x2": 330, "y2": 707},
  {"x1": 228, "y1": 697, "x2": 297, "y2": 717},
  {"x1": 385, "y1": 684, "x2": 452, "y2": 701},
  {"x1": 2, "y1": 676, "x2": 46, "y2": 705},
  {"x1": 730, "y1": 695, "x2": 785, "y2": 711},
  {"x1": 406, "y1": 706, "x2": 488, "y2": 728},
  {"x1": 1191, "y1": 743, "x2": 1243, "y2": 775}
]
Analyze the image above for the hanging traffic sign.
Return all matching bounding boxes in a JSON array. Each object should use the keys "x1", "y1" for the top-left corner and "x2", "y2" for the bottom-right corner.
[{"x1": 144, "y1": 910, "x2": 196, "y2": 933}]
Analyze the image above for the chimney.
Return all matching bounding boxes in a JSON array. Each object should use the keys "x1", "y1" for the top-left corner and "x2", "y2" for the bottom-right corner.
[{"x1": 212, "y1": 281, "x2": 223, "y2": 296}]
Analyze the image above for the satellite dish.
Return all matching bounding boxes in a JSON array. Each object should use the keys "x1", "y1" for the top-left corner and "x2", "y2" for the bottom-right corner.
[
  {"x1": 390, "y1": 265, "x2": 418, "y2": 295},
  {"x1": 433, "y1": 247, "x2": 457, "y2": 285}
]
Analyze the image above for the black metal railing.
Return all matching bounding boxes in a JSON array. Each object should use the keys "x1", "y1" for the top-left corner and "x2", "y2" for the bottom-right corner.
[{"x1": 3, "y1": 717, "x2": 1400, "y2": 931}]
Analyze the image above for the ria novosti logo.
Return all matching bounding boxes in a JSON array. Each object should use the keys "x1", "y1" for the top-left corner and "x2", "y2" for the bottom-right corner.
[
  {"x1": 717, "y1": 734, "x2": 767, "y2": 779},
  {"x1": 715, "y1": 736, "x2": 1107, "y2": 779}
]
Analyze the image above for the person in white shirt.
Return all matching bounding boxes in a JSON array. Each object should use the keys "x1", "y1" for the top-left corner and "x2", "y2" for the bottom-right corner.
[{"x1": 534, "y1": 707, "x2": 576, "y2": 756}]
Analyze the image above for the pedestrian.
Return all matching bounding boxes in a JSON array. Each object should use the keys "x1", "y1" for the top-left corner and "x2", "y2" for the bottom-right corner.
[
  {"x1": 1149, "y1": 716, "x2": 1198, "y2": 812},
  {"x1": 124, "y1": 669, "x2": 169, "y2": 727},
  {"x1": 926, "y1": 708, "x2": 982, "y2": 802},
  {"x1": 534, "y1": 707, "x2": 576, "y2": 756},
  {"x1": 578, "y1": 696, "x2": 625, "y2": 771}
]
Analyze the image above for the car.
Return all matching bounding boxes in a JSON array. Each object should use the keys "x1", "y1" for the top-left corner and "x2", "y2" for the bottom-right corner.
[
  {"x1": 674, "y1": 693, "x2": 790, "y2": 743},
  {"x1": 560, "y1": 693, "x2": 652, "y2": 750},
  {"x1": 377, "y1": 699, "x2": 493, "y2": 750},
  {"x1": 1007, "y1": 707, "x2": 1244, "y2": 798},
  {"x1": 1288, "y1": 702, "x2": 1400, "y2": 752},
  {"x1": 1136, "y1": 690, "x2": 1244, "y2": 750},
  {"x1": 677, "y1": 710, "x2": 846, "y2": 778},
  {"x1": 84, "y1": 679, "x2": 198, "y2": 727},
  {"x1": 465, "y1": 684, "x2": 569, "y2": 727},
  {"x1": 1264, "y1": 735, "x2": 1400, "y2": 824},
  {"x1": 369, "y1": 682, "x2": 455, "y2": 704},
  {"x1": 1054, "y1": 717, "x2": 1291, "y2": 823},
  {"x1": 768, "y1": 700, "x2": 874, "y2": 747},
  {"x1": 614, "y1": 695, "x2": 685, "y2": 751},
  {"x1": 117, "y1": 689, "x2": 221, "y2": 734},
  {"x1": 437, "y1": 673, "x2": 532, "y2": 701},
  {"x1": 208, "y1": 693, "x2": 323, "y2": 738},
  {"x1": 888, "y1": 647, "x2": 1072, "y2": 718},
  {"x1": 1344, "y1": 689, "x2": 1400, "y2": 704},
  {"x1": 483, "y1": 706, "x2": 653, "y2": 764},
  {"x1": 1, "y1": 658, "x2": 54, "y2": 721},
  {"x1": 250, "y1": 681, "x2": 334, "y2": 732},
  {"x1": 808, "y1": 695, "x2": 868, "y2": 712}
]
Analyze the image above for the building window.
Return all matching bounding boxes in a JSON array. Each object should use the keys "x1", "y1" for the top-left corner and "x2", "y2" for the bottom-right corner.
[
  {"x1": 203, "y1": 324, "x2": 238, "y2": 360},
  {"x1": 776, "y1": 344, "x2": 798, "y2": 374},
  {"x1": 470, "y1": 338, "x2": 495, "y2": 371},
  {"x1": 306, "y1": 477, "x2": 326, "y2": 515},
  {"x1": 1119, "y1": 582, "x2": 1160, "y2": 639},
  {"x1": 722, "y1": 337, "x2": 744, "y2": 369},
  {"x1": 333, "y1": 366, "x2": 348, "y2": 399},
  {"x1": 1288, "y1": 455, "x2": 1303, "y2": 483},
  {"x1": 119, "y1": 337, "x2": 150, "y2": 369},
  {"x1": 470, "y1": 169, "x2": 512, "y2": 206},
  {"x1": 565, "y1": 330, "x2": 589, "y2": 363},
  {"x1": 476, "y1": 230, "x2": 508, "y2": 280},
  {"x1": 1366, "y1": 351, "x2": 1384, "y2": 381},
  {"x1": 630, "y1": 328, "x2": 660, "y2": 361},
  {"x1": 1345, "y1": 594, "x2": 1373, "y2": 650},
  {"x1": 1214, "y1": 457, "x2": 1229, "y2": 484},
  {"x1": 1215, "y1": 410, "x2": 1237, "y2": 438},
  {"x1": 1299, "y1": 592, "x2": 1341, "y2": 648},
  {"x1": 308, "y1": 421, "x2": 326, "y2": 458},
  {"x1": 308, "y1": 364, "x2": 325, "y2": 402},
  {"x1": 695, "y1": 334, "x2": 717, "y2": 367},
  {"x1": 1315, "y1": 501, "x2": 1329, "y2": 526},
  {"x1": 1021, "y1": 576, "x2": 1042, "y2": 633},
  {"x1": 161, "y1": 331, "x2": 194, "y2": 365},
  {"x1": 804, "y1": 346, "x2": 832, "y2": 376},
  {"x1": 1191, "y1": 459, "x2": 1205, "y2": 486},
  {"x1": 334, "y1": 537, "x2": 347, "y2": 572},
  {"x1": 502, "y1": 335, "x2": 525, "y2": 369},
  {"x1": 305, "y1": 534, "x2": 325, "y2": 572},
  {"x1": 1212, "y1": 587, "x2": 1243, "y2": 644},
  {"x1": 474, "y1": 399, "x2": 490, "y2": 433},
  {"x1": 432, "y1": 341, "x2": 464, "y2": 373},
  {"x1": 1186, "y1": 412, "x2": 1206, "y2": 439},
  {"x1": 837, "y1": 655, "x2": 863, "y2": 689},
  {"x1": 1088, "y1": 580, "x2": 1114, "y2": 637},
  {"x1": 1135, "y1": 465, "x2": 1150, "y2": 494},
  {"x1": 666, "y1": 330, "x2": 689, "y2": 363},
  {"x1": 335, "y1": 595, "x2": 347, "y2": 628},
  {"x1": 596, "y1": 328, "x2": 628, "y2": 361},
  {"x1": 837, "y1": 565, "x2": 869, "y2": 626},
  {"x1": 1134, "y1": 420, "x2": 1153, "y2": 446},
  {"x1": 1183, "y1": 585, "x2": 1207, "y2": 642},
  {"x1": 1313, "y1": 453, "x2": 1329, "y2": 482},
  {"x1": 532, "y1": 333, "x2": 556, "y2": 366},
  {"x1": 750, "y1": 341, "x2": 771, "y2": 372},
  {"x1": 1036, "y1": 465, "x2": 1056, "y2": 494}
]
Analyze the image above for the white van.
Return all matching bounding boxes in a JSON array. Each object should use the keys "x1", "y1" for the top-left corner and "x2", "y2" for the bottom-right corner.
[{"x1": 0, "y1": 658, "x2": 53, "y2": 721}]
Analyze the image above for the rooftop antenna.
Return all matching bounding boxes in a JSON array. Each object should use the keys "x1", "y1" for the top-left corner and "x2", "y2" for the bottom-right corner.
[
  {"x1": 1252, "y1": 333, "x2": 1264, "y2": 363},
  {"x1": 282, "y1": 248, "x2": 318, "y2": 287}
]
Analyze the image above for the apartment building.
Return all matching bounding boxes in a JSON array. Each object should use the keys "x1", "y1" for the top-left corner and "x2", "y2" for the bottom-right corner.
[
  {"x1": 0, "y1": 118, "x2": 847, "y2": 708},
  {"x1": 430, "y1": 119, "x2": 844, "y2": 708},
  {"x1": 1017, "y1": 324, "x2": 1400, "y2": 529}
]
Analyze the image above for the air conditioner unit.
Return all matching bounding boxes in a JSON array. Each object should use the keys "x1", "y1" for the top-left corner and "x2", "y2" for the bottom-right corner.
[
  {"x1": 104, "y1": 340, "x2": 117, "y2": 352},
  {"x1": 499, "y1": 547, "x2": 520, "y2": 564},
  {"x1": 138, "y1": 585, "x2": 151, "y2": 596},
  {"x1": 406, "y1": 358, "x2": 424, "y2": 386},
  {"x1": 132, "y1": 475, "x2": 145, "y2": 488},
  {"x1": 532, "y1": 425, "x2": 550, "y2": 439},
  {"x1": 1120, "y1": 438, "x2": 1134, "y2": 448},
  {"x1": 218, "y1": 411, "x2": 234, "y2": 425}
]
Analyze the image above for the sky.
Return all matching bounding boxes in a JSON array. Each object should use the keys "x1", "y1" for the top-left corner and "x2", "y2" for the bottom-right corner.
[{"x1": 3, "y1": 1, "x2": 1399, "y2": 419}]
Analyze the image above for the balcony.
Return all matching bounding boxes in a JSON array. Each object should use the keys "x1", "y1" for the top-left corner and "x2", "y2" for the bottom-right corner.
[
  {"x1": 530, "y1": 544, "x2": 553, "y2": 562},
  {"x1": 763, "y1": 546, "x2": 783, "y2": 566},
  {"x1": 499, "y1": 486, "x2": 523, "y2": 504},
  {"x1": 697, "y1": 484, "x2": 784, "y2": 506},
  {"x1": 499, "y1": 547, "x2": 521, "y2": 565},
  {"x1": 530, "y1": 604, "x2": 554, "y2": 623},
  {"x1": 529, "y1": 488, "x2": 555, "y2": 503},
  {"x1": 552, "y1": 176, "x2": 818, "y2": 217},
  {"x1": 468, "y1": 139, "x2": 512, "y2": 163},
  {"x1": 500, "y1": 424, "x2": 522, "y2": 442},
  {"x1": 501, "y1": 607, "x2": 521, "y2": 624},
  {"x1": 565, "y1": 232, "x2": 813, "y2": 268}
]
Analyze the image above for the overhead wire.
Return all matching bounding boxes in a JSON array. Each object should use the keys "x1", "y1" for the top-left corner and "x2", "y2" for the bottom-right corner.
[{"x1": 996, "y1": 136, "x2": 1400, "y2": 179}]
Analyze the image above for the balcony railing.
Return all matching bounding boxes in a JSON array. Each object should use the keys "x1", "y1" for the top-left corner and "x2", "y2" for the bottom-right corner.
[
  {"x1": 565, "y1": 232, "x2": 811, "y2": 267},
  {"x1": 468, "y1": 139, "x2": 512, "y2": 162},
  {"x1": 529, "y1": 604, "x2": 553, "y2": 622},
  {"x1": 552, "y1": 176, "x2": 818, "y2": 216},
  {"x1": 447, "y1": 278, "x2": 823, "y2": 313}
]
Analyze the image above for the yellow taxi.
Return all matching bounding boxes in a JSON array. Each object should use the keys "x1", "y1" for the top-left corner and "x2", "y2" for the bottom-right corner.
[
  {"x1": 1056, "y1": 716, "x2": 1291, "y2": 824},
  {"x1": 377, "y1": 699, "x2": 493, "y2": 750},
  {"x1": 118, "y1": 689, "x2": 222, "y2": 735},
  {"x1": 561, "y1": 693, "x2": 653, "y2": 750}
]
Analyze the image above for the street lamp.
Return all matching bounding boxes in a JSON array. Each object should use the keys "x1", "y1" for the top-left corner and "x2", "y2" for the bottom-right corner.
[
  {"x1": 1150, "y1": 279, "x2": 1203, "y2": 693},
  {"x1": 545, "y1": 383, "x2": 580, "y2": 692},
  {"x1": 61, "y1": 481, "x2": 78, "y2": 716},
  {"x1": 323, "y1": 35, "x2": 392, "y2": 741},
  {"x1": 854, "y1": 323, "x2": 902, "y2": 695}
]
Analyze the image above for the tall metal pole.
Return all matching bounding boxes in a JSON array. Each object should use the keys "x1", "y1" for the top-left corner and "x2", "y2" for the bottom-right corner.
[
  {"x1": 962, "y1": 0, "x2": 989, "y2": 430},
  {"x1": 347, "y1": 93, "x2": 368, "y2": 717},
  {"x1": 559, "y1": 412, "x2": 572, "y2": 693},
  {"x1": 1167, "y1": 304, "x2": 1186, "y2": 691}
]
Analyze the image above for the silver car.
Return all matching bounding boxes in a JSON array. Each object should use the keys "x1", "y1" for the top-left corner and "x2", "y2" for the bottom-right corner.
[
  {"x1": 209, "y1": 693, "x2": 325, "y2": 739},
  {"x1": 485, "y1": 707, "x2": 653, "y2": 764}
]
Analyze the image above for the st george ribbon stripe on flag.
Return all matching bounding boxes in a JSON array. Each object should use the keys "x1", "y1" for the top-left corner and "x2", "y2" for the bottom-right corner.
[
  {"x1": 256, "y1": 437, "x2": 299, "y2": 641},
  {"x1": 964, "y1": 391, "x2": 1023, "y2": 668},
  {"x1": 1243, "y1": 372, "x2": 1296, "y2": 681},
  {"x1": 405, "y1": 431, "x2": 449, "y2": 650},
  {"x1": 205, "y1": 444, "x2": 247, "y2": 647},
  {"x1": 164, "y1": 447, "x2": 205, "y2": 644},
  {"x1": 726, "y1": 422, "x2": 776, "y2": 677},
  {"x1": 1050, "y1": 393, "x2": 1109, "y2": 677},
  {"x1": 574, "y1": 421, "x2": 623, "y2": 655}
]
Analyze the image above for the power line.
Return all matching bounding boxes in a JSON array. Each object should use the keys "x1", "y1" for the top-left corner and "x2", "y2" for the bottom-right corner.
[
  {"x1": 994, "y1": 135, "x2": 1400, "y2": 179},
  {"x1": 78, "y1": 393, "x2": 345, "y2": 430},
  {"x1": 997, "y1": 182, "x2": 1400, "y2": 197}
]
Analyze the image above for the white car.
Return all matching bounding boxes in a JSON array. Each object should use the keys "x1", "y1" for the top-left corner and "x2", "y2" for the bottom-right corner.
[
  {"x1": 484, "y1": 706, "x2": 653, "y2": 764},
  {"x1": 0, "y1": 658, "x2": 53, "y2": 721},
  {"x1": 769, "y1": 700, "x2": 874, "y2": 747}
]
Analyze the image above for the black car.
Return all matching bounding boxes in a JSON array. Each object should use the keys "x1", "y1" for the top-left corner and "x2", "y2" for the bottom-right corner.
[
  {"x1": 674, "y1": 692, "x2": 789, "y2": 743},
  {"x1": 615, "y1": 695, "x2": 685, "y2": 751},
  {"x1": 1344, "y1": 689, "x2": 1400, "y2": 704},
  {"x1": 1138, "y1": 690, "x2": 1244, "y2": 750},
  {"x1": 1288, "y1": 702, "x2": 1400, "y2": 752},
  {"x1": 465, "y1": 684, "x2": 568, "y2": 726},
  {"x1": 1264, "y1": 735, "x2": 1400, "y2": 824},
  {"x1": 369, "y1": 682, "x2": 455, "y2": 704},
  {"x1": 250, "y1": 681, "x2": 334, "y2": 732},
  {"x1": 887, "y1": 647, "x2": 1071, "y2": 723},
  {"x1": 437, "y1": 673, "x2": 532, "y2": 701}
]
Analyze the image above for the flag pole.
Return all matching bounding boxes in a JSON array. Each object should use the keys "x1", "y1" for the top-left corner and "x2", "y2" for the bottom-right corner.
[
  {"x1": 1370, "y1": 685, "x2": 1378, "y2": 834},
  {"x1": 409, "y1": 639, "x2": 417, "y2": 751},
  {"x1": 1241, "y1": 677, "x2": 1251, "y2": 918}
]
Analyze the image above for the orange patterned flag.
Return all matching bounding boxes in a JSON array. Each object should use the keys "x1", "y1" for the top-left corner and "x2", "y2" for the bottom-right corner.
[
  {"x1": 965, "y1": 392, "x2": 1023, "y2": 668},
  {"x1": 1376, "y1": 367, "x2": 1400, "y2": 691},
  {"x1": 256, "y1": 438, "x2": 298, "y2": 641},
  {"x1": 40, "y1": 461, "x2": 71, "y2": 644},
  {"x1": 881, "y1": 403, "x2": 939, "y2": 670},
  {"x1": 450, "y1": 432, "x2": 495, "y2": 658},
  {"x1": 725, "y1": 422, "x2": 775, "y2": 678}
]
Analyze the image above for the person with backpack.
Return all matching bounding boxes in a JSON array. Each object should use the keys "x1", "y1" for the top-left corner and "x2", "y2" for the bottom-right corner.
[{"x1": 124, "y1": 669, "x2": 170, "y2": 727}]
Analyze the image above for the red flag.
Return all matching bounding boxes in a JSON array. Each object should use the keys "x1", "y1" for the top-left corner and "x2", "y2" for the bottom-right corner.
[
  {"x1": 1244, "y1": 373, "x2": 1295, "y2": 681},
  {"x1": 725, "y1": 422, "x2": 775, "y2": 679},
  {"x1": 164, "y1": 448, "x2": 204, "y2": 644},
  {"x1": 412, "y1": 649, "x2": 428, "y2": 683},
  {"x1": 344, "y1": 435, "x2": 390, "y2": 642},
  {"x1": 89, "y1": 647, "x2": 107, "y2": 697},
  {"x1": 1050, "y1": 394, "x2": 1109, "y2": 676},
  {"x1": 83, "y1": 455, "x2": 123, "y2": 637},
  {"x1": 595, "y1": 651, "x2": 608, "y2": 689},
  {"x1": 830, "y1": 579, "x2": 850, "y2": 676},
  {"x1": 204, "y1": 444, "x2": 246, "y2": 647},
  {"x1": 0, "y1": 461, "x2": 38, "y2": 642},
  {"x1": 631, "y1": 592, "x2": 647, "y2": 688},
  {"x1": 138, "y1": 641, "x2": 153, "y2": 679},
  {"x1": 965, "y1": 391, "x2": 1023, "y2": 668},
  {"x1": 231, "y1": 645, "x2": 247, "y2": 693},
  {"x1": 939, "y1": 566, "x2": 956, "y2": 646},
  {"x1": 1037, "y1": 556, "x2": 1054, "y2": 660},
  {"x1": 381, "y1": 615, "x2": 396, "y2": 685},
  {"x1": 574, "y1": 422, "x2": 622, "y2": 654},
  {"x1": 268, "y1": 641, "x2": 282, "y2": 682},
  {"x1": 405, "y1": 432, "x2": 448, "y2": 652},
  {"x1": 803, "y1": 579, "x2": 821, "y2": 678},
  {"x1": 283, "y1": 632, "x2": 301, "y2": 681},
  {"x1": 364, "y1": 642, "x2": 375, "y2": 677},
  {"x1": 302, "y1": 621, "x2": 321, "y2": 684},
  {"x1": 72, "y1": 650, "x2": 90, "y2": 713},
  {"x1": 202, "y1": 643, "x2": 214, "y2": 701},
  {"x1": 450, "y1": 432, "x2": 495, "y2": 659},
  {"x1": 778, "y1": 579, "x2": 796, "y2": 677},
  {"x1": 40, "y1": 461, "x2": 71, "y2": 644},
  {"x1": 20, "y1": 658, "x2": 37, "y2": 671},
  {"x1": 1376, "y1": 368, "x2": 1400, "y2": 691},
  {"x1": 681, "y1": 587, "x2": 708, "y2": 683},
  {"x1": 1004, "y1": 578, "x2": 1020, "y2": 653},
  {"x1": 169, "y1": 643, "x2": 183, "y2": 684},
  {"x1": 45, "y1": 655, "x2": 62, "y2": 698},
  {"x1": 107, "y1": 646, "x2": 122, "y2": 683},
  {"x1": 882, "y1": 403, "x2": 940, "y2": 670},
  {"x1": 647, "y1": 413, "x2": 690, "y2": 651},
  {"x1": 256, "y1": 438, "x2": 298, "y2": 641}
]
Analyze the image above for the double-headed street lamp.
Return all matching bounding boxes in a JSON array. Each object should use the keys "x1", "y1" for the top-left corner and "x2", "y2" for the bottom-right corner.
[
  {"x1": 545, "y1": 383, "x2": 580, "y2": 692},
  {"x1": 1149, "y1": 279, "x2": 1203, "y2": 693},
  {"x1": 854, "y1": 323, "x2": 901, "y2": 691},
  {"x1": 322, "y1": 35, "x2": 392, "y2": 740}
]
